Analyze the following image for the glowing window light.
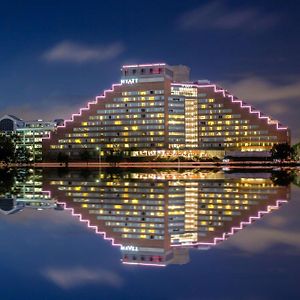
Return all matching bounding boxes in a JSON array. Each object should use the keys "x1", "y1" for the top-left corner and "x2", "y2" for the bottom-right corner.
[
  {"x1": 172, "y1": 199, "x2": 288, "y2": 248},
  {"x1": 171, "y1": 82, "x2": 288, "y2": 130}
]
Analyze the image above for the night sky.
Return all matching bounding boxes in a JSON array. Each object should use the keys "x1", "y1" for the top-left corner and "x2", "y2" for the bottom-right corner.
[{"x1": 0, "y1": 0, "x2": 299, "y2": 142}]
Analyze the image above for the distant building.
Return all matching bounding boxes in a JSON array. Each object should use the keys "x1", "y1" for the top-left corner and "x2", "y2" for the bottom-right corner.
[
  {"x1": 0, "y1": 198, "x2": 22, "y2": 215},
  {"x1": 43, "y1": 63, "x2": 290, "y2": 161},
  {"x1": 16, "y1": 120, "x2": 57, "y2": 161},
  {"x1": 0, "y1": 115, "x2": 24, "y2": 132},
  {"x1": 0, "y1": 115, "x2": 62, "y2": 162},
  {"x1": 0, "y1": 197, "x2": 59, "y2": 215},
  {"x1": 0, "y1": 170, "x2": 60, "y2": 215}
]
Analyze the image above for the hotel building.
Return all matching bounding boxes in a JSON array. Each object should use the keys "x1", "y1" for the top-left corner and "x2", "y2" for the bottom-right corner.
[
  {"x1": 43, "y1": 63, "x2": 290, "y2": 161},
  {"x1": 44, "y1": 170, "x2": 289, "y2": 266}
]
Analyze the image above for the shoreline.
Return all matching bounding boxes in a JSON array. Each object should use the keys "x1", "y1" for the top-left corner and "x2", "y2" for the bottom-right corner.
[{"x1": 1, "y1": 161, "x2": 300, "y2": 169}]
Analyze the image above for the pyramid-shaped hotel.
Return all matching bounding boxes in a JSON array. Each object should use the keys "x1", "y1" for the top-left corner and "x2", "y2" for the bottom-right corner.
[{"x1": 43, "y1": 63, "x2": 290, "y2": 161}]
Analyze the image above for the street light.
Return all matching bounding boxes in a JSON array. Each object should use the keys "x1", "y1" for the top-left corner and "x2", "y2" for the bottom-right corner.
[
  {"x1": 96, "y1": 146, "x2": 101, "y2": 165},
  {"x1": 177, "y1": 144, "x2": 181, "y2": 171},
  {"x1": 96, "y1": 145, "x2": 102, "y2": 180}
]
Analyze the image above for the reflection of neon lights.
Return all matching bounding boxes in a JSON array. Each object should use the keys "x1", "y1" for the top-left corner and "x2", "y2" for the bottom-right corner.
[
  {"x1": 122, "y1": 261, "x2": 166, "y2": 267},
  {"x1": 44, "y1": 191, "x2": 165, "y2": 268},
  {"x1": 44, "y1": 188, "x2": 288, "y2": 267},
  {"x1": 53, "y1": 200, "x2": 123, "y2": 247},
  {"x1": 171, "y1": 83, "x2": 288, "y2": 131},
  {"x1": 172, "y1": 199, "x2": 288, "y2": 247}
]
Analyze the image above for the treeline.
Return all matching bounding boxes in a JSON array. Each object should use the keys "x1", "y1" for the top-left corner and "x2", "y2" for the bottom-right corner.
[{"x1": 0, "y1": 134, "x2": 30, "y2": 164}]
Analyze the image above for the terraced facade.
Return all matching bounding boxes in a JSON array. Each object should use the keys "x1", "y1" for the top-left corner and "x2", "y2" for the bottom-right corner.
[{"x1": 43, "y1": 63, "x2": 290, "y2": 161}]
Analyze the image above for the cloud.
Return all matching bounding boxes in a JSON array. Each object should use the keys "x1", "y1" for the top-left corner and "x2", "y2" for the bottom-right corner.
[
  {"x1": 222, "y1": 203, "x2": 300, "y2": 254},
  {"x1": 223, "y1": 227, "x2": 300, "y2": 254},
  {"x1": 1, "y1": 103, "x2": 74, "y2": 121},
  {"x1": 0, "y1": 95, "x2": 90, "y2": 121},
  {"x1": 43, "y1": 41, "x2": 124, "y2": 63},
  {"x1": 224, "y1": 77, "x2": 300, "y2": 103},
  {"x1": 265, "y1": 215, "x2": 288, "y2": 227},
  {"x1": 222, "y1": 76, "x2": 300, "y2": 143},
  {"x1": 43, "y1": 267, "x2": 123, "y2": 289},
  {"x1": 180, "y1": 1, "x2": 278, "y2": 31}
]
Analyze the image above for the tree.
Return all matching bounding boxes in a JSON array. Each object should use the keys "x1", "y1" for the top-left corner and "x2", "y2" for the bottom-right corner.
[
  {"x1": 0, "y1": 135, "x2": 15, "y2": 164},
  {"x1": 105, "y1": 149, "x2": 124, "y2": 163},
  {"x1": 80, "y1": 150, "x2": 92, "y2": 164},
  {"x1": 15, "y1": 146, "x2": 31, "y2": 164},
  {"x1": 57, "y1": 152, "x2": 69, "y2": 166},
  {"x1": 292, "y1": 143, "x2": 300, "y2": 160},
  {"x1": 271, "y1": 170, "x2": 295, "y2": 186},
  {"x1": 0, "y1": 134, "x2": 32, "y2": 165},
  {"x1": 270, "y1": 143, "x2": 294, "y2": 161},
  {"x1": 0, "y1": 169, "x2": 16, "y2": 195}
]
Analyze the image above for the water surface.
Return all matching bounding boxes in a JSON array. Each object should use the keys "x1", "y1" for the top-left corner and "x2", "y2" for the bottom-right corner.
[{"x1": 0, "y1": 168, "x2": 299, "y2": 300}]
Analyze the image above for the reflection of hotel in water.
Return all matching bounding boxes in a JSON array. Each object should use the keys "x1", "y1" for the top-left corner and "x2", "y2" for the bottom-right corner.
[{"x1": 44, "y1": 170, "x2": 290, "y2": 266}]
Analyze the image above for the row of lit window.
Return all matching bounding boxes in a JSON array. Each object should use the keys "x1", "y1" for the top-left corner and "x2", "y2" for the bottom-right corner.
[
  {"x1": 171, "y1": 87, "x2": 198, "y2": 97},
  {"x1": 105, "y1": 221, "x2": 164, "y2": 228},
  {"x1": 73, "y1": 125, "x2": 165, "y2": 133},
  {"x1": 86, "y1": 113, "x2": 165, "y2": 121},
  {"x1": 199, "y1": 109, "x2": 233, "y2": 114},
  {"x1": 83, "y1": 204, "x2": 164, "y2": 211},
  {"x1": 96, "y1": 107, "x2": 164, "y2": 115},
  {"x1": 199, "y1": 210, "x2": 240, "y2": 216},
  {"x1": 57, "y1": 137, "x2": 166, "y2": 144},
  {"x1": 206, "y1": 120, "x2": 249, "y2": 125},
  {"x1": 65, "y1": 131, "x2": 165, "y2": 139},
  {"x1": 113, "y1": 96, "x2": 162, "y2": 102},
  {"x1": 121, "y1": 90, "x2": 164, "y2": 96},
  {"x1": 81, "y1": 119, "x2": 165, "y2": 126},
  {"x1": 95, "y1": 214, "x2": 164, "y2": 220},
  {"x1": 121, "y1": 234, "x2": 163, "y2": 240},
  {"x1": 113, "y1": 228, "x2": 163, "y2": 234},
  {"x1": 106, "y1": 100, "x2": 164, "y2": 108},
  {"x1": 199, "y1": 125, "x2": 257, "y2": 131}
]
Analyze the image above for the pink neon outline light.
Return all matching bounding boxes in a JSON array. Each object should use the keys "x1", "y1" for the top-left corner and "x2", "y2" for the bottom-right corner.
[
  {"x1": 122, "y1": 63, "x2": 166, "y2": 68},
  {"x1": 43, "y1": 77, "x2": 288, "y2": 145},
  {"x1": 41, "y1": 194, "x2": 123, "y2": 247},
  {"x1": 171, "y1": 199, "x2": 288, "y2": 247},
  {"x1": 171, "y1": 83, "x2": 288, "y2": 130},
  {"x1": 43, "y1": 83, "x2": 122, "y2": 141},
  {"x1": 122, "y1": 261, "x2": 166, "y2": 267}
]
